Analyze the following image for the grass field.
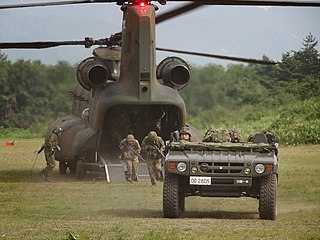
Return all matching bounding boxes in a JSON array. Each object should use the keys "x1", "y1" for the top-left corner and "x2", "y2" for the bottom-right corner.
[{"x1": 0, "y1": 139, "x2": 319, "y2": 240}]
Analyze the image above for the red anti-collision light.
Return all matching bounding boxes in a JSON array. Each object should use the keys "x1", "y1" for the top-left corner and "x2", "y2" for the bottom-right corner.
[
  {"x1": 135, "y1": 0, "x2": 148, "y2": 7},
  {"x1": 265, "y1": 164, "x2": 273, "y2": 171},
  {"x1": 169, "y1": 162, "x2": 176, "y2": 169}
]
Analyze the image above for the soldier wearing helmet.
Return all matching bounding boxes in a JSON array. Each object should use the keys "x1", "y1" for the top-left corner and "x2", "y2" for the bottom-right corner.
[
  {"x1": 119, "y1": 134, "x2": 141, "y2": 183},
  {"x1": 179, "y1": 127, "x2": 191, "y2": 141},
  {"x1": 38, "y1": 126, "x2": 62, "y2": 181},
  {"x1": 141, "y1": 131, "x2": 165, "y2": 186}
]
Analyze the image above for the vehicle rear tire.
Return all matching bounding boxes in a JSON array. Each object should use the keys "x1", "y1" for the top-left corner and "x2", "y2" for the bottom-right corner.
[
  {"x1": 259, "y1": 174, "x2": 277, "y2": 220},
  {"x1": 163, "y1": 172, "x2": 181, "y2": 218},
  {"x1": 59, "y1": 161, "x2": 67, "y2": 174},
  {"x1": 76, "y1": 160, "x2": 86, "y2": 179}
]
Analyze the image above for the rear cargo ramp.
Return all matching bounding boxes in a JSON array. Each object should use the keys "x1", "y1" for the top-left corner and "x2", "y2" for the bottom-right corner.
[{"x1": 98, "y1": 152, "x2": 150, "y2": 182}]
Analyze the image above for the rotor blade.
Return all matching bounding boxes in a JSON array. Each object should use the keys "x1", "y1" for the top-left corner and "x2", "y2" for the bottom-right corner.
[
  {"x1": 0, "y1": 41, "x2": 84, "y2": 49},
  {"x1": 0, "y1": 0, "x2": 116, "y2": 10},
  {"x1": 176, "y1": 0, "x2": 320, "y2": 7},
  {"x1": 0, "y1": 38, "x2": 113, "y2": 49},
  {"x1": 1, "y1": 0, "x2": 319, "y2": 9},
  {"x1": 156, "y1": 2, "x2": 203, "y2": 24},
  {"x1": 156, "y1": 47, "x2": 278, "y2": 65}
]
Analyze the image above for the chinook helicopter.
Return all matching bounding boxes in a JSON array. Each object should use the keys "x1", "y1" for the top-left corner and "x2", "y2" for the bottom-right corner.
[{"x1": 1, "y1": 0, "x2": 319, "y2": 181}]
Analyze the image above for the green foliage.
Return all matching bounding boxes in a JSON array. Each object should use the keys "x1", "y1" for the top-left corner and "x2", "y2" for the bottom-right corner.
[
  {"x1": 270, "y1": 97, "x2": 320, "y2": 145},
  {"x1": 0, "y1": 55, "x2": 76, "y2": 128},
  {"x1": 187, "y1": 104, "x2": 278, "y2": 139},
  {"x1": 185, "y1": 34, "x2": 320, "y2": 145},
  {"x1": 278, "y1": 33, "x2": 320, "y2": 83},
  {"x1": 182, "y1": 63, "x2": 268, "y2": 115},
  {"x1": 188, "y1": 97, "x2": 320, "y2": 145},
  {"x1": 0, "y1": 124, "x2": 48, "y2": 139}
]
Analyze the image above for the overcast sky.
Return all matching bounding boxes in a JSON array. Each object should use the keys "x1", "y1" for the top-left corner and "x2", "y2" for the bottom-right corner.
[{"x1": 0, "y1": 0, "x2": 319, "y2": 66}]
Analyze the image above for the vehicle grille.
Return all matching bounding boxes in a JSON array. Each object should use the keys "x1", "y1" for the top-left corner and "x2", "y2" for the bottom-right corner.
[{"x1": 198, "y1": 161, "x2": 244, "y2": 175}]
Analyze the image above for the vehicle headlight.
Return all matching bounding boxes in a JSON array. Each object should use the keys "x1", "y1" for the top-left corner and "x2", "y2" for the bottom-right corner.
[
  {"x1": 177, "y1": 162, "x2": 187, "y2": 172},
  {"x1": 255, "y1": 164, "x2": 265, "y2": 174},
  {"x1": 191, "y1": 167, "x2": 198, "y2": 174}
]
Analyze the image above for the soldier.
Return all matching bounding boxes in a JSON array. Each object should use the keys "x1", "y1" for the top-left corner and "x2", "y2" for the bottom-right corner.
[
  {"x1": 119, "y1": 134, "x2": 141, "y2": 183},
  {"x1": 141, "y1": 131, "x2": 165, "y2": 186},
  {"x1": 38, "y1": 127, "x2": 62, "y2": 182},
  {"x1": 179, "y1": 127, "x2": 191, "y2": 141}
]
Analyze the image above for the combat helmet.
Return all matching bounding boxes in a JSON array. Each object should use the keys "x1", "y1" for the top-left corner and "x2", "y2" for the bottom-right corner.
[
  {"x1": 126, "y1": 134, "x2": 135, "y2": 142},
  {"x1": 148, "y1": 131, "x2": 157, "y2": 141},
  {"x1": 180, "y1": 126, "x2": 191, "y2": 136},
  {"x1": 179, "y1": 126, "x2": 191, "y2": 141}
]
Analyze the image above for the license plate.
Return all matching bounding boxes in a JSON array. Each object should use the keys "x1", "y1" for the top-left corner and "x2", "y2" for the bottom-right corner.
[{"x1": 190, "y1": 176, "x2": 211, "y2": 185}]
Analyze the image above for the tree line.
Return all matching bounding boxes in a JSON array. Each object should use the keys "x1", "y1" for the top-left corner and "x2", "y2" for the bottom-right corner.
[
  {"x1": 183, "y1": 33, "x2": 319, "y2": 114},
  {"x1": 0, "y1": 55, "x2": 76, "y2": 128},
  {"x1": 182, "y1": 33, "x2": 320, "y2": 144},
  {"x1": 0, "y1": 34, "x2": 319, "y2": 144}
]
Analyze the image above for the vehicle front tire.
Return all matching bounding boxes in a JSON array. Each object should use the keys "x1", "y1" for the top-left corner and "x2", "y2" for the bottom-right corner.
[
  {"x1": 163, "y1": 172, "x2": 181, "y2": 218},
  {"x1": 259, "y1": 174, "x2": 277, "y2": 220},
  {"x1": 179, "y1": 193, "x2": 185, "y2": 213}
]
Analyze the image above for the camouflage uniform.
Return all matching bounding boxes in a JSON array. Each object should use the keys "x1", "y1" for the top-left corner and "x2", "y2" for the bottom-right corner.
[
  {"x1": 141, "y1": 131, "x2": 165, "y2": 186},
  {"x1": 39, "y1": 131, "x2": 59, "y2": 181},
  {"x1": 119, "y1": 134, "x2": 141, "y2": 182}
]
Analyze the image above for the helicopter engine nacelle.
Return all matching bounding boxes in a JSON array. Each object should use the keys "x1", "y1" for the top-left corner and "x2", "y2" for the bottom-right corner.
[
  {"x1": 77, "y1": 57, "x2": 111, "y2": 90},
  {"x1": 156, "y1": 57, "x2": 190, "y2": 90}
]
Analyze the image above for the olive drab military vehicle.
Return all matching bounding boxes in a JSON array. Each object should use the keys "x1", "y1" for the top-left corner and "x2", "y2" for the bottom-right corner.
[
  {"x1": 1, "y1": 0, "x2": 319, "y2": 182},
  {"x1": 163, "y1": 130, "x2": 279, "y2": 220}
]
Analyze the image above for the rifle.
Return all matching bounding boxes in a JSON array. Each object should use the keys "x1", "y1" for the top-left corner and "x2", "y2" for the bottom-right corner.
[
  {"x1": 122, "y1": 142, "x2": 145, "y2": 162},
  {"x1": 36, "y1": 144, "x2": 60, "y2": 155},
  {"x1": 149, "y1": 143, "x2": 166, "y2": 159},
  {"x1": 36, "y1": 145, "x2": 44, "y2": 154}
]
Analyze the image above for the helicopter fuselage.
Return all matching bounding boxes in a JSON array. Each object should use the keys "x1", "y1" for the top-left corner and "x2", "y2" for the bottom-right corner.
[{"x1": 47, "y1": 3, "x2": 190, "y2": 177}]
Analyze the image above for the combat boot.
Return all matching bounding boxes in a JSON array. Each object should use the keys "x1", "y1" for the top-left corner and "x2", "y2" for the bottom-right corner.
[
  {"x1": 39, "y1": 171, "x2": 49, "y2": 182},
  {"x1": 151, "y1": 179, "x2": 156, "y2": 187},
  {"x1": 127, "y1": 175, "x2": 132, "y2": 183}
]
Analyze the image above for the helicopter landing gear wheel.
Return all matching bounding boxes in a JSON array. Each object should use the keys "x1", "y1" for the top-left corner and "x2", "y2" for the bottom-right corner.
[
  {"x1": 59, "y1": 161, "x2": 67, "y2": 174},
  {"x1": 69, "y1": 162, "x2": 76, "y2": 174},
  {"x1": 76, "y1": 160, "x2": 86, "y2": 179}
]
